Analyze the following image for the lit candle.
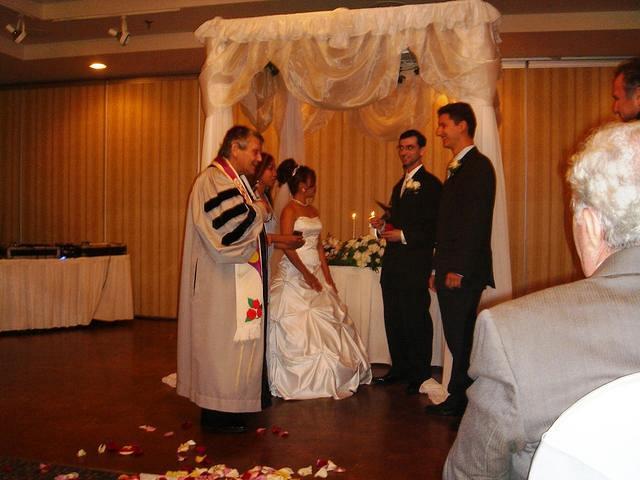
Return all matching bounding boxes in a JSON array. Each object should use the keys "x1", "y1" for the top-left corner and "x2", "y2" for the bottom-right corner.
[
  {"x1": 351, "y1": 212, "x2": 357, "y2": 238},
  {"x1": 369, "y1": 210, "x2": 376, "y2": 237}
]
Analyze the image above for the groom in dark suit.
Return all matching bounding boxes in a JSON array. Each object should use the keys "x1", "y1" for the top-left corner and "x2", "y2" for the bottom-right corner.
[
  {"x1": 426, "y1": 102, "x2": 496, "y2": 417},
  {"x1": 371, "y1": 129, "x2": 442, "y2": 395}
]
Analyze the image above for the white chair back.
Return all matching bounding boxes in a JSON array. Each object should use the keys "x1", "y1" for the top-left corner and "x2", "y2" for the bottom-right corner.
[{"x1": 528, "y1": 372, "x2": 640, "y2": 480}]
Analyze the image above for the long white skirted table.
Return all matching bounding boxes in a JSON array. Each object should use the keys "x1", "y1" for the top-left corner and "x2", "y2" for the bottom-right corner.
[
  {"x1": 330, "y1": 265, "x2": 451, "y2": 398},
  {"x1": 0, "y1": 255, "x2": 134, "y2": 332}
]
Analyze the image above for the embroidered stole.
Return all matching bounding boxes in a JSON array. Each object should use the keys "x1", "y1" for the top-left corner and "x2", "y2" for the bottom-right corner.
[{"x1": 212, "y1": 157, "x2": 264, "y2": 343}]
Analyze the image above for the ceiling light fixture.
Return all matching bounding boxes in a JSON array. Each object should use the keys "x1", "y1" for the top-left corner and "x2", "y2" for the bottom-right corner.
[
  {"x1": 5, "y1": 15, "x2": 27, "y2": 44},
  {"x1": 108, "y1": 15, "x2": 130, "y2": 46},
  {"x1": 89, "y1": 63, "x2": 107, "y2": 70}
]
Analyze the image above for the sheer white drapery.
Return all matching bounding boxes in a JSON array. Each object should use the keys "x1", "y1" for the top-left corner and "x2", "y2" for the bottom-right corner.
[{"x1": 195, "y1": 0, "x2": 511, "y2": 303}]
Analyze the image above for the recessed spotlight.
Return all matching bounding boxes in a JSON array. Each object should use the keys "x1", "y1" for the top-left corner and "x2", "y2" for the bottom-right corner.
[{"x1": 90, "y1": 63, "x2": 107, "y2": 70}]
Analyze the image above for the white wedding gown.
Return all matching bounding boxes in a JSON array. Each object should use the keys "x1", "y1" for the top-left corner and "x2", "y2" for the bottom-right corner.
[{"x1": 268, "y1": 216, "x2": 372, "y2": 400}]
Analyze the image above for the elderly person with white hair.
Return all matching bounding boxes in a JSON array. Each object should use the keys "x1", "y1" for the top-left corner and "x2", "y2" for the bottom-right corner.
[{"x1": 443, "y1": 122, "x2": 640, "y2": 480}]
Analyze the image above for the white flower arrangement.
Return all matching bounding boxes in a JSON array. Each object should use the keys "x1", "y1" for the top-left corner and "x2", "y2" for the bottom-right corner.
[{"x1": 323, "y1": 234, "x2": 386, "y2": 272}]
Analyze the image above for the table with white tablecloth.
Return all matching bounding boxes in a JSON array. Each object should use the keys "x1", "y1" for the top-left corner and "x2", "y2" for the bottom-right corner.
[
  {"x1": 0, "y1": 255, "x2": 134, "y2": 332},
  {"x1": 330, "y1": 265, "x2": 451, "y2": 397}
]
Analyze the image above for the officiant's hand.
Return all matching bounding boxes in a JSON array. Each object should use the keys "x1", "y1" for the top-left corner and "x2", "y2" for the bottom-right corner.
[
  {"x1": 304, "y1": 272, "x2": 322, "y2": 292},
  {"x1": 381, "y1": 228, "x2": 402, "y2": 243}
]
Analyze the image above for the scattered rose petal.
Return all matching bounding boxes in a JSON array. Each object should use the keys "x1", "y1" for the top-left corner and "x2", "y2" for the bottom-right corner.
[
  {"x1": 195, "y1": 445, "x2": 207, "y2": 455},
  {"x1": 297, "y1": 466, "x2": 313, "y2": 477},
  {"x1": 314, "y1": 466, "x2": 328, "y2": 478},
  {"x1": 334, "y1": 466, "x2": 347, "y2": 473},
  {"x1": 278, "y1": 430, "x2": 289, "y2": 438},
  {"x1": 163, "y1": 431, "x2": 174, "y2": 437},
  {"x1": 189, "y1": 468, "x2": 209, "y2": 477},
  {"x1": 275, "y1": 467, "x2": 294, "y2": 477},
  {"x1": 138, "y1": 424, "x2": 157, "y2": 432},
  {"x1": 39, "y1": 463, "x2": 50, "y2": 473},
  {"x1": 165, "y1": 471, "x2": 189, "y2": 478},
  {"x1": 118, "y1": 444, "x2": 142, "y2": 456},
  {"x1": 97, "y1": 443, "x2": 106, "y2": 454},
  {"x1": 271, "y1": 426, "x2": 282, "y2": 435},
  {"x1": 54, "y1": 474, "x2": 79, "y2": 480},
  {"x1": 76, "y1": 449, "x2": 86, "y2": 458},
  {"x1": 255, "y1": 427, "x2": 267, "y2": 435},
  {"x1": 315, "y1": 459, "x2": 328, "y2": 468},
  {"x1": 177, "y1": 440, "x2": 196, "y2": 453},
  {"x1": 106, "y1": 441, "x2": 120, "y2": 452}
]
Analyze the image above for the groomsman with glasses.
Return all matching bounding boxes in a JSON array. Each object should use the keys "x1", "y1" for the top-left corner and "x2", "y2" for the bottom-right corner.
[{"x1": 371, "y1": 129, "x2": 442, "y2": 396}]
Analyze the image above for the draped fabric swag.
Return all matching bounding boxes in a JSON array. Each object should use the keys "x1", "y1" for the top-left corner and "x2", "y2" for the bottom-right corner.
[{"x1": 195, "y1": 0, "x2": 512, "y2": 305}]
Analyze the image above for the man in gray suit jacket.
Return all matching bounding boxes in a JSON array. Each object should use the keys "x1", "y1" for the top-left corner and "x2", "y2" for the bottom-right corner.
[{"x1": 444, "y1": 121, "x2": 640, "y2": 479}]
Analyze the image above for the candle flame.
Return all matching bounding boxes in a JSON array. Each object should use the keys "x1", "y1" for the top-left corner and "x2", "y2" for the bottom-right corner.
[
  {"x1": 369, "y1": 210, "x2": 375, "y2": 219},
  {"x1": 351, "y1": 212, "x2": 356, "y2": 220}
]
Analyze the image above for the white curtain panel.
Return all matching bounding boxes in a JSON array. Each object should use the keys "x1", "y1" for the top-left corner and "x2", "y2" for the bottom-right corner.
[{"x1": 195, "y1": 0, "x2": 511, "y2": 303}]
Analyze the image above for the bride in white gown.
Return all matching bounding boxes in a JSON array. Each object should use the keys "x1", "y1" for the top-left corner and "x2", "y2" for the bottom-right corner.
[{"x1": 268, "y1": 164, "x2": 372, "y2": 400}]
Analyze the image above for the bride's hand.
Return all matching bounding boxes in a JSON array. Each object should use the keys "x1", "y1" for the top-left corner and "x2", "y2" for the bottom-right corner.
[{"x1": 304, "y1": 272, "x2": 322, "y2": 292}]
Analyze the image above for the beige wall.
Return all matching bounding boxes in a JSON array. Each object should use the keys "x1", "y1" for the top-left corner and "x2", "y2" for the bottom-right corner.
[{"x1": 0, "y1": 66, "x2": 618, "y2": 317}]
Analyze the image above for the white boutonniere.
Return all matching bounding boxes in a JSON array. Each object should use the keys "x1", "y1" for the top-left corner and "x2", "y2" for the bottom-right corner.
[{"x1": 405, "y1": 178, "x2": 421, "y2": 192}]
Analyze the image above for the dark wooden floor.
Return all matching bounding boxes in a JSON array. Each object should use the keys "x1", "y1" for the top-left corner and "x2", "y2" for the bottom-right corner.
[{"x1": 0, "y1": 319, "x2": 458, "y2": 479}]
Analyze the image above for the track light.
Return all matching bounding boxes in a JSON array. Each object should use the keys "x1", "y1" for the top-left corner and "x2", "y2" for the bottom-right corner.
[
  {"x1": 108, "y1": 16, "x2": 130, "y2": 46},
  {"x1": 5, "y1": 16, "x2": 26, "y2": 44}
]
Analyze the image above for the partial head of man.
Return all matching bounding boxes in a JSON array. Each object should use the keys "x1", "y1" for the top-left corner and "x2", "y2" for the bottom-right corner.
[
  {"x1": 612, "y1": 57, "x2": 640, "y2": 122},
  {"x1": 217, "y1": 125, "x2": 264, "y2": 176},
  {"x1": 397, "y1": 129, "x2": 427, "y2": 172},
  {"x1": 436, "y1": 102, "x2": 477, "y2": 155},
  {"x1": 567, "y1": 122, "x2": 640, "y2": 277}
]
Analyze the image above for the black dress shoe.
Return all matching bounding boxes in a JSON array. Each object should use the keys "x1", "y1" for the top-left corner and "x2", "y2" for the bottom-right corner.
[
  {"x1": 204, "y1": 423, "x2": 248, "y2": 434},
  {"x1": 425, "y1": 397, "x2": 467, "y2": 417},
  {"x1": 406, "y1": 382, "x2": 420, "y2": 395},
  {"x1": 372, "y1": 373, "x2": 402, "y2": 385},
  {"x1": 201, "y1": 409, "x2": 248, "y2": 433}
]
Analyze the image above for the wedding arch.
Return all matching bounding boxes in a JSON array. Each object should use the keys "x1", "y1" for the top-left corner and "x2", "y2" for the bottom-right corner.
[{"x1": 194, "y1": 0, "x2": 512, "y2": 305}]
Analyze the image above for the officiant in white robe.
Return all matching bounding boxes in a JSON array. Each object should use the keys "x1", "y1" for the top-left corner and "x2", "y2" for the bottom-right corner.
[{"x1": 177, "y1": 126, "x2": 271, "y2": 432}]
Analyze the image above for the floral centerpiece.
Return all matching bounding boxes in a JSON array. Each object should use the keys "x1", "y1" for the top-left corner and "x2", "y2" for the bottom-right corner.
[{"x1": 323, "y1": 234, "x2": 386, "y2": 272}]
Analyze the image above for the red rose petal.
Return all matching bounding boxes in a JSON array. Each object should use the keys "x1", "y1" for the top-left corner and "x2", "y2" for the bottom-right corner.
[
  {"x1": 278, "y1": 431, "x2": 289, "y2": 438},
  {"x1": 106, "y1": 441, "x2": 120, "y2": 452},
  {"x1": 256, "y1": 427, "x2": 267, "y2": 435},
  {"x1": 195, "y1": 445, "x2": 207, "y2": 455},
  {"x1": 271, "y1": 426, "x2": 282, "y2": 434},
  {"x1": 316, "y1": 458, "x2": 328, "y2": 468}
]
